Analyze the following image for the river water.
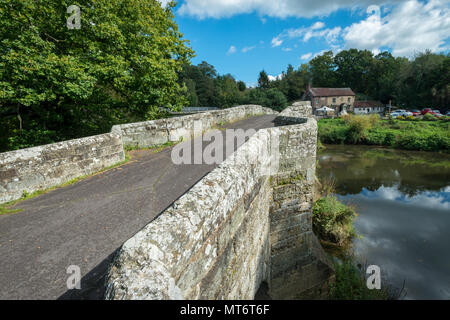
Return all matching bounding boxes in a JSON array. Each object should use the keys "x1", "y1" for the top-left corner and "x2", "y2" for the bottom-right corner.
[{"x1": 318, "y1": 145, "x2": 450, "y2": 300}]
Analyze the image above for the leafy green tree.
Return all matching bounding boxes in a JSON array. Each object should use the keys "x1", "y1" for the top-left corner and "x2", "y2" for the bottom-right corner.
[
  {"x1": 0, "y1": 0, "x2": 194, "y2": 151},
  {"x1": 258, "y1": 70, "x2": 270, "y2": 89},
  {"x1": 237, "y1": 80, "x2": 246, "y2": 91},
  {"x1": 334, "y1": 49, "x2": 373, "y2": 94},
  {"x1": 264, "y1": 88, "x2": 288, "y2": 111},
  {"x1": 242, "y1": 87, "x2": 287, "y2": 111},
  {"x1": 184, "y1": 78, "x2": 199, "y2": 107},
  {"x1": 309, "y1": 51, "x2": 337, "y2": 87},
  {"x1": 396, "y1": 51, "x2": 449, "y2": 110}
]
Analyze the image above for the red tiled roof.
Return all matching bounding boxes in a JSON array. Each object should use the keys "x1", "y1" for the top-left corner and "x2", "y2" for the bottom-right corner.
[
  {"x1": 354, "y1": 100, "x2": 384, "y2": 108},
  {"x1": 309, "y1": 87, "x2": 355, "y2": 97},
  {"x1": 309, "y1": 88, "x2": 355, "y2": 97}
]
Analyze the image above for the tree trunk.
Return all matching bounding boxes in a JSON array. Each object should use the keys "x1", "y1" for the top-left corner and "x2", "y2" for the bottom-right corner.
[{"x1": 17, "y1": 104, "x2": 22, "y2": 130}]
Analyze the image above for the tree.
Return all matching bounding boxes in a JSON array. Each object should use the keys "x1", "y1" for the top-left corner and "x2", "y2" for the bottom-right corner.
[
  {"x1": 242, "y1": 88, "x2": 287, "y2": 111},
  {"x1": 237, "y1": 81, "x2": 246, "y2": 91},
  {"x1": 264, "y1": 88, "x2": 288, "y2": 111},
  {"x1": 0, "y1": 0, "x2": 194, "y2": 151},
  {"x1": 334, "y1": 49, "x2": 374, "y2": 95},
  {"x1": 309, "y1": 51, "x2": 337, "y2": 87},
  {"x1": 258, "y1": 70, "x2": 270, "y2": 89}
]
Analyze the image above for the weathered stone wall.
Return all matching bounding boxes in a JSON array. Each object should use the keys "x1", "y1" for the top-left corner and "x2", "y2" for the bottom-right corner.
[
  {"x1": 105, "y1": 102, "x2": 334, "y2": 300},
  {"x1": 105, "y1": 128, "x2": 278, "y2": 299},
  {"x1": 0, "y1": 133, "x2": 125, "y2": 204},
  {"x1": 0, "y1": 105, "x2": 276, "y2": 204},
  {"x1": 112, "y1": 105, "x2": 277, "y2": 149},
  {"x1": 268, "y1": 117, "x2": 334, "y2": 299}
]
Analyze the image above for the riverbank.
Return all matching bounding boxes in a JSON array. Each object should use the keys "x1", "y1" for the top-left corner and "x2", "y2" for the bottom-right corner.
[
  {"x1": 317, "y1": 144, "x2": 450, "y2": 299},
  {"x1": 318, "y1": 116, "x2": 450, "y2": 152}
]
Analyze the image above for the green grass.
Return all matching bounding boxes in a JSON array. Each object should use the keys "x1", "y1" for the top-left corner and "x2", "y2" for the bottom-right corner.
[
  {"x1": 318, "y1": 117, "x2": 450, "y2": 152},
  {"x1": 312, "y1": 195, "x2": 358, "y2": 247},
  {"x1": 329, "y1": 255, "x2": 403, "y2": 300}
]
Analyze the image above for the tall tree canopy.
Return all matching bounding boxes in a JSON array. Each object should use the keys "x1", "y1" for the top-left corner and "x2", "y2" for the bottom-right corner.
[{"x1": 0, "y1": 0, "x2": 194, "y2": 151}]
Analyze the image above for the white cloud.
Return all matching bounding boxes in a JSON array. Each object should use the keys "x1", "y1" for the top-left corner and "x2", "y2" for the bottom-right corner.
[
  {"x1": 343, "y1": 0, "x2": 450, "y2": 56},
  {"x1": 177, "y1": 0, "x2": 406, "y2": 19},
  {"x1": 271, "y1": 37, "x2": 283, "y2": 47},
  {"x1": 282, "y1": 47, "x2": 293, "y2": 52},
  {"x1": 268, "y1": 1, "x2": 449, "y2": 58},
  {"x1": 268, "y1": 74, "x2": 284, "y2": 81},
  {"x1": 158, "y1": 0, "x2": 171, "y2": 7},
  {"x1": 242, "y1": 46, "x2": 256, "y2": 53},
  {"x1": 300, "y1": 52, "x2": 313, "y2": 60},
  {"x1": 272, "y1": 21, "x2": 342, "y2": 48},
  {"x1": 227, "y1": 45, "x2": 237, "y2": 55}
]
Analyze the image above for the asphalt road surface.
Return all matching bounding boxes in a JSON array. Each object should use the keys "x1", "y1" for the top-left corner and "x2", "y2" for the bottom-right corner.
[{"x1": 0, "y1": 114, "x2": 277, "y2": 300}]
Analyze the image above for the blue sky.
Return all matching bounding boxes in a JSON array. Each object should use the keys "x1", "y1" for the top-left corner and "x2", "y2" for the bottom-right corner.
[{"x1": 163, "y1": 0, "x2": 450, "y2": 86}]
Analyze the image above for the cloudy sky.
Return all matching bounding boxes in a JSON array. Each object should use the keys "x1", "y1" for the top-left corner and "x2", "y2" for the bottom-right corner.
[{"x1": 166, "y1": 0, "x2": 450, "y2": 85}]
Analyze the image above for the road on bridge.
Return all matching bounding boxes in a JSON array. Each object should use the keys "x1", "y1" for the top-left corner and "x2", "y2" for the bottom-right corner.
[{"x1": 0, "y1": 114, "x2": 277, "y2": 300}]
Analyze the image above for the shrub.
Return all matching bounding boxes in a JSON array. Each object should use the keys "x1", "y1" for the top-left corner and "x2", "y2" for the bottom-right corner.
[
  {"x1": 365, "y1": 130, "x2": 387, "y2": 145},
  {"x1": 368, "y1": 113, "x2": 380, "y2": 126},
  {"x1": 384, "y1": 131, "x2": 396, "y2": 146},
  {"x1": 345, "y1": 115, "x2": 373, "y2": 144},
  {"x1": 329, "y1": 256, "x2": 403, "y2": 300},
  {"x1": 312, "y1": 196, "x2": 357, "y2": 246},
  {"x1": 405, "y1": 115, "x2": 415, "y2": 121},
  {"x1": 318, "y1": 124, "x2": 349, "y2": 144},
  {"x1": 423, "y1": 113, "x2": 437, "y2": 121},
  {"x1": 396, "y1": 116, "x2": 405, "y2": 120},
  {"x1": 318, "y1": 118, "x2": 449, "y2": 152}
]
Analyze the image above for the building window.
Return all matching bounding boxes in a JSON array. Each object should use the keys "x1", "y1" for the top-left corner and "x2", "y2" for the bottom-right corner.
[
  {"x1": 348, "y1": 97, "x2": 351, "y2": 103},
  {"x1": 332, "y1": 98, "x2": 336, "y2": 104}
]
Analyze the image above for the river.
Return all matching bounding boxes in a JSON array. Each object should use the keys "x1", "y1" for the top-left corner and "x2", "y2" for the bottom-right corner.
[{"x1": 318, "y1": 144, "x2": 450, "y2": 300}]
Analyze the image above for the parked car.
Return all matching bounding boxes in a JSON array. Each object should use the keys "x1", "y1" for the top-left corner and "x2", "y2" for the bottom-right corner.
[
  {"x1": 446, "y1": 111, "x2": 450, "y2": 116},
  {"x1": 394, "y1": 109, "x2": 413, "y2": 117},
  {"x1": 403, "y1": 111, "x2": 413, "y2": 117},
  {"x1": 390, "y1": 112, "x2": 402, "y2": 119},
  {"x1": 432, "y1": 110, "x2": 443, "y2": 117},
  {"x1": 411, "y1": 110, "x2": 421, "y2": 117},
  {"x1": 421, "y1": 108, "x2": 433, "y2": 115}
]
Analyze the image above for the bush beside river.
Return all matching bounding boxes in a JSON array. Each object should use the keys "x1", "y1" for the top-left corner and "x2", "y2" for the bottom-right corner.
[{"x1": 318, "y1": 115, "x2": 450, "y2": 152}]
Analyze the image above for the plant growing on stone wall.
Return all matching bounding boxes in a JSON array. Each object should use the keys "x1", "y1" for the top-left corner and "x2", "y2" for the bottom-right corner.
[{"x1": 312, "y1": 196, "x2": 357, "y2": 247}]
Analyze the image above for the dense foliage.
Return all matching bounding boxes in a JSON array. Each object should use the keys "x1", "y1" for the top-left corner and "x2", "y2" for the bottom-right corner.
[
  {"x1": 0, "y1": 0, "x2": 194, "y2": 152},
  {"x1": 307, "y1": 49, "x2": 449, "y2": 110},
  {"x1": 179, "y1": 49, "x2": 449, "y2": 116},
  {"x1": 318, "y1": 116, "x2": 450, "y2": 152},
  {"x1": 1, "y1": 1, "x2": 448, "y2": 153},
  {"x1": 177, "y1": 62, "x2": 288, "y2": 111}
]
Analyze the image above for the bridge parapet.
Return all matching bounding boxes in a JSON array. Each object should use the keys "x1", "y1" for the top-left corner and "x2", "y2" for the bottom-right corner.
[
  {"x1": 112, "y1": 105, "x2": 276, "y2": 149},
  {"x1": 0, "y1": 105, "x2": 275, "y2": 204},
  {"x1": 105, "y1": 102, "x2": 334, "y2": 300}
]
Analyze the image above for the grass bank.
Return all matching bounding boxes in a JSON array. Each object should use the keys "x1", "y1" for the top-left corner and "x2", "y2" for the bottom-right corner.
[{"x1": 318, "y1": 115, "x2": 450, "y2": 152}]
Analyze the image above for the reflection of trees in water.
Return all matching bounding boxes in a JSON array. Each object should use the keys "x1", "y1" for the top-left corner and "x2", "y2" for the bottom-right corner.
[{"x1": 318, "y1": 147, "x2": 450, "y2": 197}]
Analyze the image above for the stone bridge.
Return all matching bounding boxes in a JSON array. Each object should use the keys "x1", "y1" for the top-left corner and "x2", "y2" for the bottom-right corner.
[{"x1": 0, "y1": 102, "x2": 333, "y2": 300}]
